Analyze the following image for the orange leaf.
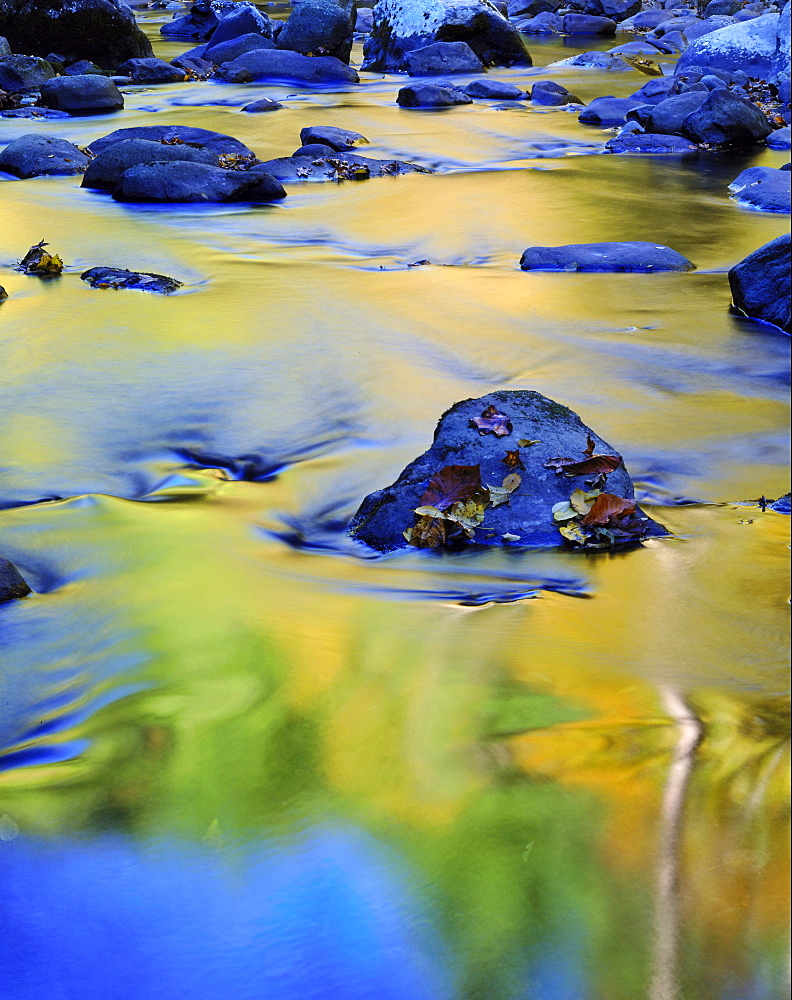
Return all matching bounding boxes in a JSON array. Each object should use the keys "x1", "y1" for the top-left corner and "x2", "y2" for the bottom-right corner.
[
  {"x1": 580, "y1": 493, "x2": 636, "y2": 526},
  {"x1": 420, "y1": 465, "x2": 485, "y2": 511}
]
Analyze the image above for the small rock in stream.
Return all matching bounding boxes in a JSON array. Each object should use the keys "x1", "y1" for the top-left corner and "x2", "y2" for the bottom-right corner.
[
  {"x1": 728, "y1": 232, "x2": 791, "y2": 333},
  {"x1": 241, "y1": 97, "x2": 285, "y2": 112},
  {"x1": 0, "y1": 558, "x2": 31, "y2": 604},
  {"x1": 251, "y1": 152, "x2": 427, "y2": 182},
  {"x1": 299, "y1": 125, "x2": 367, "y2": 150},
  {"x1": 0, "y1": 134, "x2": 89, "y2": 177},
  {"x1": 348, "y1": 390, "x2": 667, "y2": 552},
  {"x1": 214, "y1": 49, "x2": 359, "y2": 85},
  {"x1": 405, "y1": 40, "x2": 484, "y2": 75},
  {"x1": 464, "y1": 79, "x2": 525, "y2": 100},
  {"x1": 81, "y1": 267, "x2": 183, "y2": 293},
  {"x1": 39, "y1": 74, "x2": 124, "y2": 115},
  {"x1": 116, "y1": 57, "x2": 187, "y2": 83},
  {"x1": 728, "y1": 165, "x2": 791, "y2": 212},
  {"x1": 397, "y1": 83, "x2": 473, "y2": 108},
  {"x1": 519, "y1": 242, "x2": 696, "y2": 271}
]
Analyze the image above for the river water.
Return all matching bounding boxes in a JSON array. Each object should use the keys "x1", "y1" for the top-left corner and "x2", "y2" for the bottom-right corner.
[{"x1": 0, "y1": 12, "x2": 789, "y2": 1000}]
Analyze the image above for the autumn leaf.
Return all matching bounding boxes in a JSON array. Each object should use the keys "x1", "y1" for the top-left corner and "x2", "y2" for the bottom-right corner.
[
  {"x1": 420, "y1": 464, "x2": 486, "y2": 511},
  {"x1": 559, "y1": 523, "x2": 587, "y2": 544},
  {"x1": 445, "y1": 499, "x2": 487, "y2": 537},
  {"x1": 502, "y1": 449, "x2": 525, "y2": 470},
  {"x1": 518, "y1": 439, "x2": 539, "y2": 448},
  {"x1": 471, "y1": 405, "x2": 512, "y2": 437},
  {"x1": 552, "y1": 501, "x2": 578, "y2": 522},
  {"x1": 544, "y1": 454, "x2": 622, "y2": 477},
  {"x1": 405, "y1": 514, "x2": 447, "y2": 548},
  {"x1": 488, "y1": 474, "x2": 521, "y2": 507},
  {"x1": 502, "y1": 473, "x2": 521, "y2": 492},
  {"x1": 583, "y1": 436, "x2": 596, "y2": 458},
  {"x1": 570, "y1": 489, "x2": 600, "y2": 515},
  {"x1": 580, "y1": 493, "x2": 636, "y2": 527},
  {"x1": 18, "y1": 240, "x2": 63, "y2": 276}
]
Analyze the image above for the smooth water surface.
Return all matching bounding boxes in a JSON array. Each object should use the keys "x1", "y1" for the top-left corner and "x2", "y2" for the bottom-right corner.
[{"x1": 0, "y1": 14, "x2": 789, "y2": 1000}]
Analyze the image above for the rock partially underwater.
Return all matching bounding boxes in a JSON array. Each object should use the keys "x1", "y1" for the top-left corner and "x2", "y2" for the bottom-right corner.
[
  {"x1": 349, "y1": 391, "x2": 667, "y2": 552},
  {"x1": 0, "y1": 557, "x2": 31, "y2": 604}
]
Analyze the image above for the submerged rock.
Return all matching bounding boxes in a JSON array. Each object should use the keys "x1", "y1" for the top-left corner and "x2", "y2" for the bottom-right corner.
[
  {"x1": 251, "y1": 152, "x2": 427, "y2": 182},
  {"x1": 728, "y1": 165, "x2": 791, "y2": 212},
  {"x1": 0, "y1": 0, "x2": 152, "y2": 69},
  {"x1": 552, "y1": 50, "x2": 631, "y2": 70},
  {"x1": 605, "y1": 132, "x2": 699, "y2": 153},
  {"x1": 362, "y1": 0, "x2": 531, "y2": 72},
  {"x1": 0, "y1": 134, "x2": 90, "y2": 178},
  {"x1": 519, "y1": 241, "x2": 695, "y2": 271},
  {"x1": 81, "y1": 137, "x2": 220, "y2": 190},
  {"x1": 81, "y1": 266, "x2": 183, "y2": 293},
  {"x1": 0, "y1": 557, "x2": 31, "y2": 603},
  {"x1": 241, "y1": 96, "x2": 285, "y2": 112},
  {"x1": 39, "y1": 74, "x2": 124, "y2": 115},
  {"x1": 728, "y1": 232, "x2": 791, "y2": 332},
  {"x1": 348, "y1": 390, "x2": 666, "y2": 552},
  {"x1": 112, "y1": 160, "x2": 287, "y2": 203},
  {"x1": 88, "y1": 125, "x2": 256, "y2": 159}
]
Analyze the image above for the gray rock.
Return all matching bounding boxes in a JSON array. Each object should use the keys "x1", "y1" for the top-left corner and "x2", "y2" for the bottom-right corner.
[
  {"x1": 405, "y1": 40, "x2": 484, "y2": 74},
  {"x1": 206, "y1": 4, "x2": 273, "y2": 45},
  {"x1": 552, "y1": 49, "x2": 632, "y2": 69},
  {"x1": 81, "y1": 266, "x2": 183, "y2": 293},
  {"x1": 39, "y1": 74, "x2": 124, "y2": 114},
  {"x1": 508, "y1": 0, "x2": 561, "y2": 16},
  {"x1": 464, "y1": 78, "x2": 525, "y2": 99},
  {"x1": 171, "y1": 54, "x2": 214, "y2": 76},
  {"x1": 605, "y1": 131, "x2": 699, "y2": 152},
  {"x1": 766, "y1": 125, "x2": 791, "y2": 147},
  {"x1": 348, "y1": 390, "x2": 666, "y2": 552},
  {"x1": 88, "y1": 124, "x2": 256, "y2": 158},
  {"x1": 562, "y1": 12, "x2": 616, "y2": 32},
  {"x1": 530, "y1": 79, "x2": 582, "y2": 105},
  {"x1": 0, "y1": 558, "x2": 31, "y2": 603},
  {"x1": 251, "y1": 151, "x2": 427, "y2": 181},
  {"x1": 161, "y1": 0, "x2": 246, "y2": 39},
  {"x1": 82, "y1": 137, "x2": 220, "y2": 190},
  {"x1": 0, "y1": 54, "x2": 54, "y2": 91},
  {"x1": 299, "y1": 124, "x2": 367, "y2": 149},
  {"x1": 703, "y1": 0, "x2": 741, "y2": 14},
  {"x1": 728, "y1": 232, "x2": 790, "y2": 332},
  {"x1": 396, "y1": 82, "x2": 473, "y2": 106},
  {"x1": 676, "y1": 12, "x2": 782, "y2": 79},
  {"x1": 116, "y1": 57, "x2": 187, "y2": 82},
  {"x1": 113, "y1": 160, "x2": 287, "y2": 203},
  {"x1": 679, "y1": 87, "x2": 773, "y2": 145},
  {"x1": 578, "y1": 95, "x2": 639, "y2": 124},
  {"x1": 241, "y1": 96, "x2": 285, "y2": 111},
  {"x1": 0, "y1": 133, "x2": 90, "y2": 177},
  {"x1": 519, "y1": 241, "x2": 695, "y2": 270},
  {"x1": 631, "y1": 9, "x2": 675, "y2": 28},
  {"x1": 643, "y1": 90, "x2": 708, "y2": 133},
  {"x1": 276, "y1": 0, "x2": 354, "y2": 63},
  {"x1": 215, "y1": 47, "x2": 359, "y2": 83},
  {"x1": 65, "y1": 59, "x2": 107, "y2": 75},
  {"x1": 0, "y1": 0, "x2": 152, "y2": 69},
  {"x1": 515, "y1": 11, "x2": 563, "y2": 31},
  {"x1": 204, "y1": 32, "x2": 274, "y2": 64},
  {"x1": 728, "y1": 164, "x2": 791, "y2": 211}
]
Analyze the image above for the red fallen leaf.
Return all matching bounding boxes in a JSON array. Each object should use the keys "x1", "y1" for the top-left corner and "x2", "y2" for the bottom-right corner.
[
  {"x1": 502, "y1": 449, "x2": 525, "y2": 470},
  {"x1": 471, "y1": 405, "x2": 512, "y2": 437},
  {"x1": 583, "y1": 435, "x2": 596, "y2": 457},
  {"x1": 544, "y1": 454, "x2": 622, "y2": 477},
  {"x1": 420, "y1": 465, "x2": 486, "y2": 511},
  {"x1": 580, "y1": 493, "x2": 636, "y2": 526}
]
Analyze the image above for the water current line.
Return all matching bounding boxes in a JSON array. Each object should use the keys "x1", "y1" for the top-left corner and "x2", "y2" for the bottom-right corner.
[{"x1": 649, "y1": 686, "x2": 704, "y2": 1000}]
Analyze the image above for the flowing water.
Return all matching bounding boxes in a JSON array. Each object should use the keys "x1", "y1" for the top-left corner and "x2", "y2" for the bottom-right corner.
[{"x1": 0, "y1": 13, "x2": 789, "y2": 1000}]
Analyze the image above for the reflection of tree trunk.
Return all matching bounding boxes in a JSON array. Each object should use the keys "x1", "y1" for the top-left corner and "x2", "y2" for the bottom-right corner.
[{"x1": 649, "y1": 687, "x2": 703, "y2": 1000}]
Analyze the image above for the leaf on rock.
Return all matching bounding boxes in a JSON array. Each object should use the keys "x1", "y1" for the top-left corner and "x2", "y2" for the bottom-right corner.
[
  {"x1": 569, "y1": 488, "x2": 600, "y2": 515},
  {"x1": 18, "y1": 240, "x2": 63, "y2": 276},
  {"x1": 446, "y1": 499, "x2": 487, "y2": 537},
  {"x1": 471, "y1": 405, "x2": 512, "y2": 437},
  {"x1": 502, "y1": 473, "x2": 521, "y2": 493},
  {"x1": 580, "y1": 493, "x2": 636, "y2": 526},
  {"x1": 406, "y1": 514, "x2": 447, "y2": 548},
  {"x1": 544, "y1": 454, "x2": 622, "y2": 477},
  {"x1": 420, "y1": 464, "x2": 486, "y2": 511},
  {"x1": 559, "y1": 523, "x2": 587, "y2": 544},
  {"x1": 552, "y1": 501, "x2": 578, "y2": 522},
  {"x1": 488, "y1": 474, "x2": 521, "y2": 508},
  {"x1": 502, "y1": 449, "x2": 525, "y2": 470},
  {"x1": 583, "y1": 435, "x2": 596, "y2": 458},
  {"x1": 518, "y1": 439, "x2": 539, "y2": 448}
]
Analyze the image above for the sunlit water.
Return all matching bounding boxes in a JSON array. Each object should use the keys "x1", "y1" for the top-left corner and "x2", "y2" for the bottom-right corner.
[{"x1": 0, "y1": 13, "x2": 789, "y2": 1000}]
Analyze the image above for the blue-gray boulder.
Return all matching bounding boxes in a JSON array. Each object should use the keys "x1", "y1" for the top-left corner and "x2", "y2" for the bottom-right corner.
[
  {"x1": 396, "y1": 82, "x2": 473, "y2": 106},
  {"x1": 0, "y1": 558, "x2": 31, "y2": 603},
  {"x1": 348, "y1": 390, "x2": 666, "y2": 552},
  {"x1": 204, "y1": 32, "x2": 275, "y2": 64},
  {"x1": 562, "y1": 13, "x2": 616, "y2": 32},
  {"x1": 676, "y1": 13, "x2": 782, "y2": 80},
  {"x1": 605, "y1": 132, "x2": 699, "y2": 152},
  {"x1": 81, "y1": 137, "x2": 220, "y2": 189},
  {"x1": 552, "y1": 50, "x2": 631, "y2": 69},
  {"x1": 405, "y1": 40, "x2": 484, "y2": 74},
  {"x1": 207, "y1": 4, "x2": 273, "y2": 45},
  {"x1": 0, "y1": 133, "x2": 89, "y2": 177},
  {"x1": 241, "y1": 96, "x2": 285, "y2": 111},
  {"x1": 39, "y1": 74, "x2": 124, "y2": 114},
  {"x1": 81, "y1": 266, "x2": 183, "y2": 293},
  {"x1": 215, "y1": 48, "x2": 359, "y2": 83},
  {"x1": 276, "y1": 0, "x2": 354, "y2": 63},
  {"x1": 88, "y1": 124, "x2": 256, "y2": 158},
  {"x1": 530, "y1": 79, "x2": 582, "y2": 105},
  {"x1": 64, "y1": 59, "x2": 107, "y2": 75},
  {"x1": 299, "y1": 124, "x2": 367, "y2": 149},
  {"x1": 766, "y1": 125, "x2": 791, "y2": 148},
  {"x1": 728, "y1": 232, "x2": 790, "y2": 332},
  {"x1": 515, "y1": 11, "x2": 563, "y2": 31},
  {"x1": 679, "y1": 87, "x2": 773, "y2": 145},
  {"x1": 578, "y1": 95, "x2": 639, "y2": 124},
  {"x1": 0, "y1": 54, "x2": 54, "y2": 91},
  {"x1": 250, "y1": 152, "x2": 427, "y2": 181},
  {"x1": 728, "y1": 165, "x2": 791, "y2": 212},
  {"x1": 520, "y1": 241, "x2": 695, "y2": 271},
  {"x1": 112, "y1": 160, "x2": 287, "y2": 203},
  {"x1": 114, "y1": 57, "x2": 187, "y2": 83},
  {"x1": 161, "y1": 0, "x2": 244, "y2": 39},
  {"x1": 643, "y1": 90, "x2": 708, "y2": 133},
  {"x1": 464, "y1": 78, "x2": 525, "y2": 99}
]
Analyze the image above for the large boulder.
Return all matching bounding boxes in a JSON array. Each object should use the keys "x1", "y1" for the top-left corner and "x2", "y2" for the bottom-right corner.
[
  {"x1": 206, "y1": 3, "x2": 273, "y2": 44},
  {"x1": 405, "y1": 40, "x2": 484, "y2": 73},
  {"x1": 204, "y1": 32, "x2": 275, "y2": 64},
  {"x1": 0, "y1": 133, "x2": 89, "y2": 177},
  {"x1": 519, "y1": 241, "x2": 695, "y2": 271},
  {"x1": 87, "y1": 125, "x2": 256, "y2": 158},
  {"x1": 643, "y1": 91, "x2": 708, "y2": 133},
  {"x1": 530, "y1": 79, "x2": 582, "y2": 105},
  {"x1": 578, "y1": 95, "x2": 640, "y2": 124},
  {"x1": 0, "y1": 0, "x2": 152, "y2": 70},
  {"x1": 214, "y1": 48, "x2": 359, "y2": 83},
  {"x1": 676, "y1": 13, "x2": 783, "y2": 80},
  {"x1": 161, "y1": 0, "x2": 249, "y2": 39},
  {"x1": 728, "y1": 165, "x2": 791, "y2": 213},
  {"x1": 728, "y1": 233, "x2": 791, "y2": 333},
  {"x1": 39, "y1": 74, "x2": 124, "y2": 114},
  {"x1": 362, "y1": 0, "x2": 531, "y2": 72},
  {"x1": 0, "y1": 54, "x2": 54, "y2": 91},
  {"x1": 465, "y1": 78, "x2": 525, "y2": 99},
  {"x1": 82, "y1": 137, "x2": 220, "y2": 190},
  {"x1": 348, "y1": 390, "x2": 667, "y2": 552},
  {"x1": 679, "y1": 88, "x2": 773, "y2": 145},
  {"x1": 562, "y1": 13, "x2": 616, "y2": 33},
  {"x1": 112, "y1": 160, "x2": 287, "y2": 203},
  {"x1": 0, "y1": 558, "x2": 31, "y2": 603},
  {"x1": 276, "y1": 0, "x2": 354, "y2": 63}
]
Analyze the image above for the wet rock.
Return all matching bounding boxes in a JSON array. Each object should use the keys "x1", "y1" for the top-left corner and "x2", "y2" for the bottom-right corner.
[
  {"x1": 516, "y1": 11, "x2": 563, "y2": 31},
  {"x1": 82, "y1": 137, "x2": 220, "y2": 190},
  {"x1": 241, "y1": 96, "x2": 285, "y2": 111},
  {"x1": 0, "y1": 0, "x2": 152, "y2": 69},
  {"x1": 609, "y1": 40, "x2": 665, "y2": 56},
  {"x1": 0, "y1": 558, "x2": 31, "y2": 603},
  {"x1": 1, "y1": 106, "x2": 70, "y2": 119},
  {"x1": 683, "y1": 15, "x2": 735, "y2": 42},
  {"x1": 519, "y1": 241, "x2": 695, "y2": 271},
  {"x1": 552, "y1": 50, "x2": 631, "y2": 69},
  {"x1": 396, "y1": 82, "x2": 473, "y2": 107},
  {"x1": 348, "y1": 390, "x2": 666, "y2": 552},
  {"x1": 39, "y1": 75, "x2": 124, "y2": 114},
  {"x1": 354, "y1": 6, "x2": 374, "y2": 32},
  {"x1": 299, "y1": 124, "x2": 367, "y2": 149},
  {"x1": 215, "y1": 48, "x2": 359, "y2": 84},
  {"x1": 161, "y1": 0, "x2": 243, "y2": 39},
  {"x1": 766, "y1": 125, "x2": 791, "y2": 148},
  {"x1": 65, "y1": 59, "x2": 107, "y2": 75},
  {"x1": 292, "y1": 142, "x2": 335, "y2": 156},
  {"x1": 679, "y1": 88, "x2": 773, "y2": 145},
  {"x1": 728, "y1": 165, "x2": 791, "y2": 212},
  {"x1": 171, "y1": 54, "x2": 214, "y2": 76},
  {"x1": 530, "y1": 79, "x2": 582, "y2": 105},
  {"x1": 728, "y1": 232, "x2": 790, "y2": 332},
  {"x1": 113, "y1": 160, "x2": 287, "y2": 202},
  {"x1": 508, "y1": 0, "x2": 561, "y2": 16},
  {"x1": 655, "y1": 29, "x2": 688, "y2": 52},
  {"x1": 81, "y1": 266, "x2": 183, "y2": 293},
  {"x1": 405, "y1": 39, "x2": 484, "y2": 74},
  {"x1": 207, "y1": 4, "x2": 273, "y2": 45},
  {"x1": 116, "y1": 57, "x2": 188, "y2": 82},
  {"x1": 599, "y1": 0, "x2": 641, "y2": 20},
  {"x1": 251, "y1": 151, "x2": 427, "y2": 181},
  {"x1": 769, "y1": 493, "x2": 791, "y2": 513},
  {"x1": 578, "y1": 95, "x2": 639, "y2": 124},
  {"x1": 676, "y1": 13, "x2": 782, "y2": 80},
  {"x1": 464, "y1": 78, "x2": 525, "y2": 99},
  {"x1": 0, "y1": 54, "x2": 54, "y2": 91},
  {"x1": 0, "y1": 133, "x2": 90, "y2": 177},
  {"x1": 562, "y1": 13, "x2": 617, "y2": 32},
  {"x1": 204, "y1": 32, "x2": 275, "y2": 64},
  {"x1": 276, "y1": 0, "x2": 354, "y2": 63},
  {"x1": 631, "y1": 9, "x2": 675, "y2": 28},
  {"x1": 605, "y1": 131, "x2": 699, "y2": 152},
  {"x1": 362, "y1": 0, "x2": 532, "y2": 73},
  {"x1": 704, "y1": 0, "x2": 741, "y2": 14},
  {"x1": 88, "y1": 125, "x2": 256, "y2": 159},
  {"x1": 640, "y1": 90, "x2": 708, "y2": 133},
  {"x1": 0, "y1": 35, "x2": 9, "y2": 57}
]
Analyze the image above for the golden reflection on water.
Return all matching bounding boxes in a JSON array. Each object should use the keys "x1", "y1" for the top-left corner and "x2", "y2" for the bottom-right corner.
[{"x1": 0, "y1": 17, "x2": 789, "y2": 1000}]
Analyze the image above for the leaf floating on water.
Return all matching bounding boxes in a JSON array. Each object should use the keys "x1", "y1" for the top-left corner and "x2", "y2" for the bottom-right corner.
[
  {"x1": 580, "y1": 493, "x2": 636, "y2": 526},
  {"x1": 18, "y1": 240, "x2": 64, "y2": 277},
  {"x1": 471, "y1": 404, "x2": 512, "y2": 437},
  {"x1": 502, "y1": 449, "x2": 525, "y2": 470},
  {"x1": 420, "y1": 464, "x2": 486, "y2": 511},
  {"x1": 544, "y1": 454, "x2": 622, "y2": 477},
  {"x1": 619, "y1": 55, "x2": 664, "y2": 76}
]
